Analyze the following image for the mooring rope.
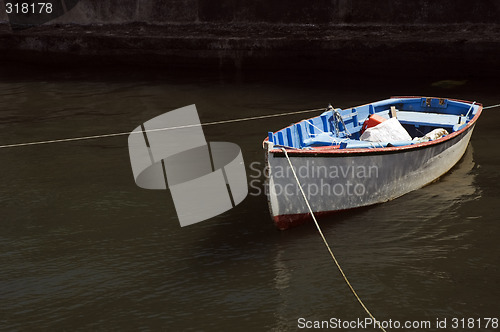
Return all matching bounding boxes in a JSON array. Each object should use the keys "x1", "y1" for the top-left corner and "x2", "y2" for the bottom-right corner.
[
  {"x1": 0, "y1": 107, "x2": 326, "y2": 149},
  {"x1": 0, "y1": 102, "x2": 499, "y2": 150},
  {"x1": 483, "y1": 103, "x2": 500, "y2": 110},
  {"x1": 280, "y1": 147, "x2": 387, "y2": 332}
]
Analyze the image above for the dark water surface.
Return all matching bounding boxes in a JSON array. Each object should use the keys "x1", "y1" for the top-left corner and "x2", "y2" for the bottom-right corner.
[{"x1": 0, "y1": 67, "x2": 499, "y2": 331}]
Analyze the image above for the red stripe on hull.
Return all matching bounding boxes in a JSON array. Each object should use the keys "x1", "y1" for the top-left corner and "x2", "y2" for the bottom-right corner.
[{"x1": 273, "y1": 209, "x2": 349, "y2": 230}]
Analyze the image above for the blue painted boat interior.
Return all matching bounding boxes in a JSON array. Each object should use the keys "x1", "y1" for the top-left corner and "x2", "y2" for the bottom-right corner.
[{"x1": 268, "y1": 97, "x2": 480, "y2": 149}]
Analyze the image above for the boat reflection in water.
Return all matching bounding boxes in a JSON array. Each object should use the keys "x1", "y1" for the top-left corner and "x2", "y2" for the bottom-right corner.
[{"x1": 271, "y1": 145, "x2": 479, "y2": 328}]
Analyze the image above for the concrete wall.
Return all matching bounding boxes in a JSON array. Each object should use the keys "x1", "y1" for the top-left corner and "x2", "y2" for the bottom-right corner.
[
  {"x1": 198, "y1": 0, "x2": 500, "y2": 24},
  {"x1": 2, "y1": 0, "x2": 499, "y2": 25},
  {"x1": 1, "y1": 0, "x2": 499, "y2": 76},
  {"x1": 43, "y1": 0, "x2": 500, "y2": 25},
  {"x1": 53, "y1": 0, "x2": 197, "y2": 24},
  {"x1": 0, "y1": 0, "x2": 8, "y2": 23}
]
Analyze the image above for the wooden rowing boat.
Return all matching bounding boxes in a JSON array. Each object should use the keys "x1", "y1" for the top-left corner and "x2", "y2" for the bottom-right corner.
[{"x1": 263, "y1": 97, "x2": 482, "y2": 230}]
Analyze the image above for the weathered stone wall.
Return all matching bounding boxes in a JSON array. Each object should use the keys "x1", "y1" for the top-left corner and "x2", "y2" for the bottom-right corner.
[
  {"x1": 197, "y1": 0, "x2": 500, "y2": 24},
  {"x1": 1, "y1": 0, "x2": 499, "y2": 76},
  {"x1": 42, "y1": 0, "x2": 500, "y2": 25},
  {"x1": 52, "y1": 0, "x2": 199, "y2": 24},
  {"x1": 2, "y1": 0, "x2": 499, "y2": 25},
  {"x1": 0, "y1": 1, "x2": 8, "y2": 23}
]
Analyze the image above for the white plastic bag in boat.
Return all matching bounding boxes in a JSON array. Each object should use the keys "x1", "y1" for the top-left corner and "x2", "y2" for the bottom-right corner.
[
  {"x1": 360, "y1": 117, "x2": 412, "y2": 142},
  {"x1": 412, "y1": 128, "x2": 449, "y2": 142}
]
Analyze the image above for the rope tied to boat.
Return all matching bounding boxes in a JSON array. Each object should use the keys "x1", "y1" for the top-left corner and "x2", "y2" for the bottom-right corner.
[
  {"x1": 0, "y1": 102, "x2": 499, "y2": 150},
  {"x1": 0, "y1": 107, "x2": 326, "y2": 149},
  {"x1": 328, "y1": 104, "x2": 351, "y2": 137},
  {"x1": 305, "y1": 114, "x2": 349, "y2": 146},
  {"x1": 483, "y1": 103, "x2": 500, "y2": 110},
  {"x1": 280, "y1": 147, "x2": 387, "y2": 332}
]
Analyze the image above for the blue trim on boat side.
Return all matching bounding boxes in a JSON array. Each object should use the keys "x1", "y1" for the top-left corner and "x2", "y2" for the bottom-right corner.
[
  {"x1": 270, "y1": 122, "x2": 476, "y2": 158},
  {"x1": 266, "y1": 96, "x2": 482, "y2": 157},
  {"x1": 266, "y1": 97, "x2": 481, "y2": 150}
]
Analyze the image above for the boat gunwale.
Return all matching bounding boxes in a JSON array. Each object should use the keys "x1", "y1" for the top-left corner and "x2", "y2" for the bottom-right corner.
[{"x1": 265, "y1": 96, "x2": 482, "y2": 157}]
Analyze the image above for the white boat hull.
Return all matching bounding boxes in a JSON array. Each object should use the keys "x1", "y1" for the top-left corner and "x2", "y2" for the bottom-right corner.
[{"x1": 265, "y1": 124, "x2": 475, "y2": 230}]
